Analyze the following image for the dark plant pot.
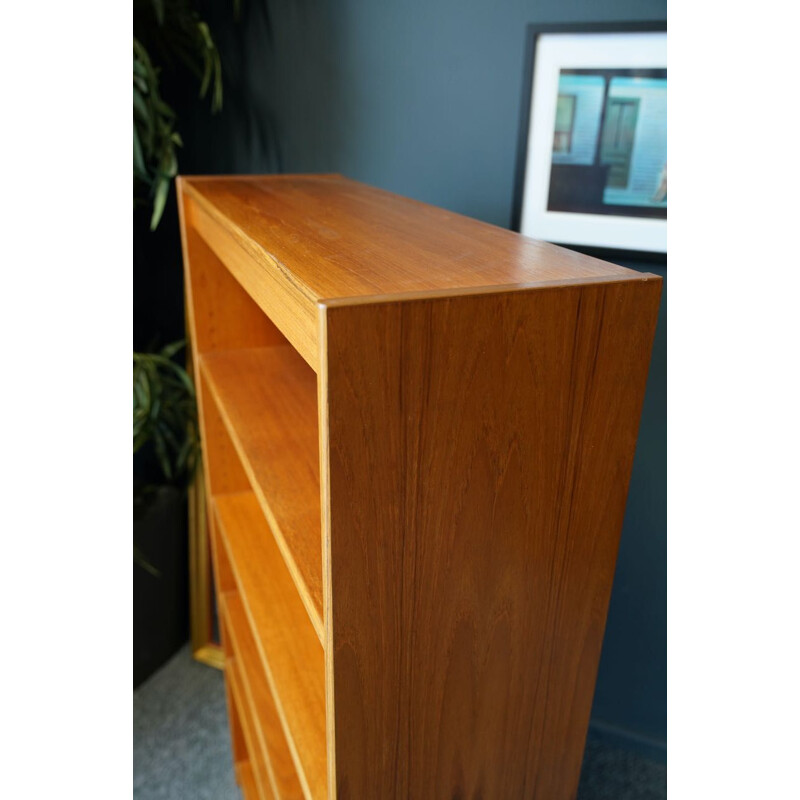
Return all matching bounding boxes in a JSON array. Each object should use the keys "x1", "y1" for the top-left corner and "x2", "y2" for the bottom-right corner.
[{"x1": 134, "y1": 485, "x2": 189, "y2": 688}]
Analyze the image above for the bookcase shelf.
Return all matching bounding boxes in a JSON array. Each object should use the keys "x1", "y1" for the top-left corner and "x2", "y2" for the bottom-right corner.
[
  {"x1": 236, "y1": 761, "x2": 261, "y2": 800},
  {"x1": 201, "y1": 346, "x2": 323, "y2": 639},
  {"x1": 222, "y1": 591, "x2": 305, "y2": 800},
  {"x1": 226, "y1": 652, "x2": 275, "y2": 800},
  {"x1": 178, "y1": 174, "x2": 661, "y2": 799},
  {"x1": 215, "y1": 492, "x2": 327, "y2": 800}
]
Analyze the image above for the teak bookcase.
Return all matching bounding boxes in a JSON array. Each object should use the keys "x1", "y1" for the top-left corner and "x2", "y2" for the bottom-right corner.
[{"x1": 177, "y1": 174, "x2": 661, "y2": 800}]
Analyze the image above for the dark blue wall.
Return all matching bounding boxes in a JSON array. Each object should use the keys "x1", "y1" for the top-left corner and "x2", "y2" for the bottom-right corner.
[{"x1": 175, "y1": 0, "x2": 667, "y2": 752}]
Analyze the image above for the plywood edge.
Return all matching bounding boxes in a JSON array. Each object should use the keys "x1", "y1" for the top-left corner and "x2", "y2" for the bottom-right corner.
[
  {"x1": 317, "y1": 271, "x2": 661, "y2": 309},
  {"x1": 317, "y1": 308, "x2": 337, "y2": 800}
]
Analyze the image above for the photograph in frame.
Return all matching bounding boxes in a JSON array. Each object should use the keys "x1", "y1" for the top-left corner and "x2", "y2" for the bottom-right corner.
[{"x1": 512, "y1": 22, "x2": 667, "y2": 259}]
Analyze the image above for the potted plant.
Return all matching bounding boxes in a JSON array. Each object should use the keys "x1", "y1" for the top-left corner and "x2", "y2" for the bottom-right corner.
[
  {"x1": 133, "y1": 0, "x2": 228, "y2": 686},
  {"x1": 133, "y1": 341, "x2": 199, "y2": 687}
]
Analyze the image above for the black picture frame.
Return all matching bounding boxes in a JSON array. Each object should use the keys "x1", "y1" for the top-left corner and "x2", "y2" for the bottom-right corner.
[{"x1": 510, "y1": 21, "x2": 667, "y2": 263}]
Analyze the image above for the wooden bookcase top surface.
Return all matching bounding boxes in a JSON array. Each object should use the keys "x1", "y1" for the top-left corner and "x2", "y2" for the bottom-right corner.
[{"x1": 179, "y1": 174, "x2": 650, "y2": 304}]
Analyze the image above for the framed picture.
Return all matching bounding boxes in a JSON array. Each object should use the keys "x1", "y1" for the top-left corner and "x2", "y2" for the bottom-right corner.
[{"x1": 511, "y1": 22, "x2": 667, "y2": 259}]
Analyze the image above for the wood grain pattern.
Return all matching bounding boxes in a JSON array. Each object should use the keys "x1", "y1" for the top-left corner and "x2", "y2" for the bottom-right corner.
[
  {"x1": 201, "y1": 347, "x2": 323, "y2": 639},
  {"x1": 321, "y1": 278, "x2": 661, "y2": 799},
  {"x1": 225, "y1": 670, "x2": 248, "y2": 772},
  {"x1": 196, "y1": 372, "x2": 250, "y2": 497},
  {"x1": 210, "y1": 512, "x2": 237, "y2": 598},
  {"x1": 238, "y1": 761, "x2": 262, "y2": 800},
  {"x1": 181, "y1": 174, "x2": 642, "y2": 303},
  {"x1": 178, "y1": 174, "x2": 663, "y2": 800},
  {"x1": 207, "y1": 469, "x2": 247, "y2": 771},
  {"x1": 183, "y1": 188, "x2": 319, "y2": 370},
  {"x1": 181, "y1": 174, "x2": 650, "y2": 378},
  {"x1": 178, "y1": 185, "x2": 287, "y2": 357},
  {"x1": 188, "y1": 458, "x2": 215, "y2": 658},
  {"x1": 222, "y1": 604, "x2": 249, "y2": 777},
  {"x1": 178, "y1": 199, "x2": 283, "y2": 668},
  {"x1": 223, "y1": 591, "x2": 305, "y2": 800},
  {"x1": 179, "y1": 174, "x2": 273, "y2": 668},
  {"x1": 228, "y1": 655, "x2": 276, "y2": 800},
  {"x1": 214, "y1": 492, "x2": 327, "y2": 800}
]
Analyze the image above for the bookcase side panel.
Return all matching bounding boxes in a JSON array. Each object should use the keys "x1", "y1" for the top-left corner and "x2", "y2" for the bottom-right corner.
[{"x1": 322, "y1": 278, "x2": 661, "y2": 799}]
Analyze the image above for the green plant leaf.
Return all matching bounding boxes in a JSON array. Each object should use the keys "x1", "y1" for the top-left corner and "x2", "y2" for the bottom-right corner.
[
  {"x1": 164, "y1": 149, "x2": 178, "y2": 178},
  {"x1": 134, "y1": 543, "x2": 161, "y2": 577},
  {"x1": 133, "y1": 122, "x2": 147, "y2": 178},
  {"x1": 160, "y1": 339, "x2": 186, "y2": 359},
  {"x1": 152, "y1": 428, "x2": 172, "y2": 480},
  {"x1": 200, "y1": 55, "x2": 212, "y2": 99},
  {"x1": 134, "y1": 341, "x2": 200, "y2": 486},
  {"x1": 133, "y1": 54, "x2": 148, "y2": 79},
  {"x1": 155, "y1": 99, "x2": 176, "y2": 119},
  {"x1": 150, "y1": 0, "x2": 165, "y2": 26},
  {"x1": 133, "y1": 87, "x2": 149, "y2": 122},
  {"x1": 150, "y1": 177, "x2": 170, "y2": 230},
  {"x1": 156, "y1": 419, "x2": 182, "y2": 454},
  {"x1": 213, "y1": 52, "x2": 223, "y2": 111},
  {"x1": 197, "y1": 20, "x2": 214, "y2": 49}
]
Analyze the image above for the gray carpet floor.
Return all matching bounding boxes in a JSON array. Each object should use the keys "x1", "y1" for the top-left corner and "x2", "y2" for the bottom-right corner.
[{"x1": 134, "y1": 645, "x2": 666, "y2": 799}]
